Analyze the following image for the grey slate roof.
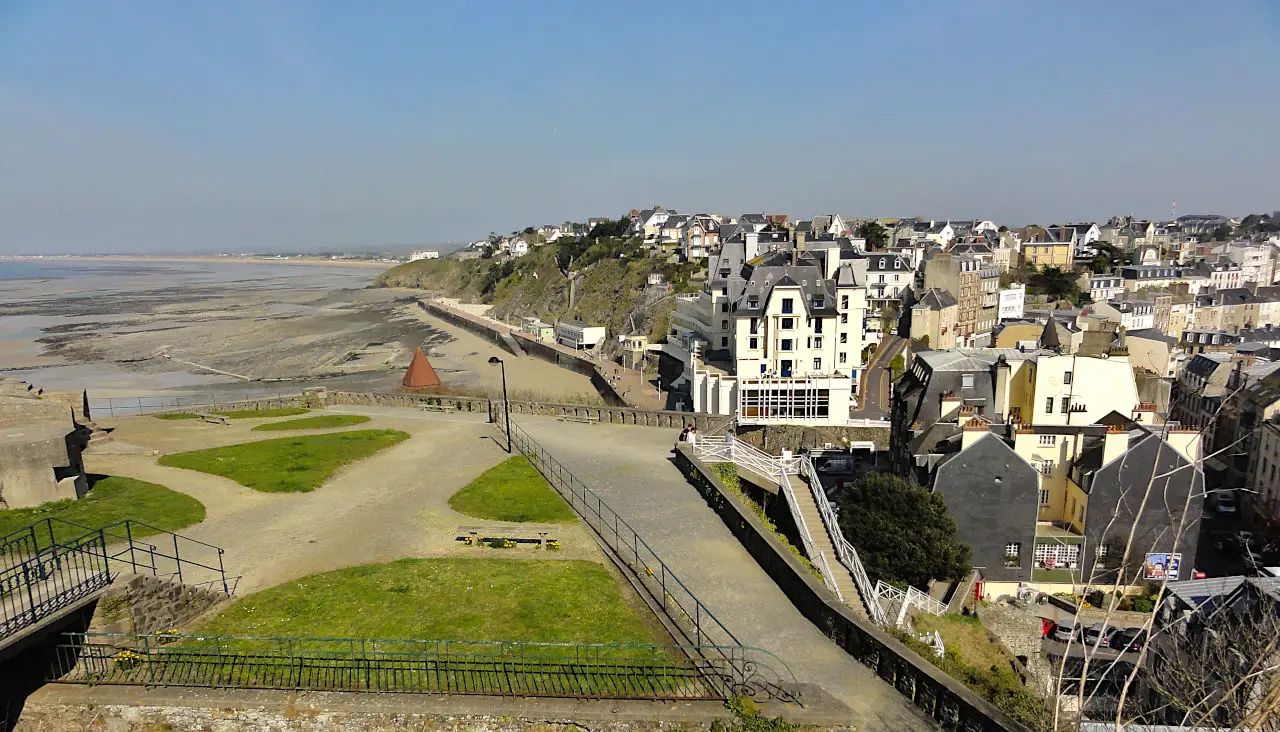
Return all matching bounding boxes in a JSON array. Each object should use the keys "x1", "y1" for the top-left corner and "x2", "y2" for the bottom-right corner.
[{"x1": 915, "y1": 288, "x2": 957, "y2": 310}]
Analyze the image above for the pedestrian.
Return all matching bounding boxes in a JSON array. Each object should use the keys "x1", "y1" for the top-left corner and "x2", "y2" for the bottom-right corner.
[
  {"x1": 687, "y1": 426, "x2": 698, "y2": 448},
  {"x1": 679, "y1": 424, "x2": 689, "y2": 443}
]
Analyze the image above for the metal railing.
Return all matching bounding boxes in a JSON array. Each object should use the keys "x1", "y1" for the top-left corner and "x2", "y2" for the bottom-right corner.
[
  {"x1": 1, "y1": 518, "x2": 236, "y2": 641},
  {"x1": 798, "y1": 456, "x2": 888, "y2": 625},
  {"x1": 52, "y1": 632, "x2": 798, "y2": 701},
  {"x1": 874, "y1": 582, "x2": 947, "y2": 628},
  {"x1": 493, "y1": 408, "x2": 799, "y2": 702},
  {"x1": 775, "y1": 469, "x2": 844, "y2": 598},
  {"x1": 88, "y1": 391, "x2": 302, "y2": 418}
]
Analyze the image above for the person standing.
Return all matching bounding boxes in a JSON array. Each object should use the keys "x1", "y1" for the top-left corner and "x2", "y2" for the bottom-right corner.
[{"x1": 687, "y1": 426, "x2": 698, "y2": 448}]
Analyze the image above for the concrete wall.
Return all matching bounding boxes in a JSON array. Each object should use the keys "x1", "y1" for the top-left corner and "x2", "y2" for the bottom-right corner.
[
  {"x1": 0, "y1": 427, "x2": 86, "y2": 510},
  {"x1": 672, "y1": 445, "x2": 1024, "y2": 732},
  {"x1": 736, "y1": 423, "x2": 891, "y2": 452}
]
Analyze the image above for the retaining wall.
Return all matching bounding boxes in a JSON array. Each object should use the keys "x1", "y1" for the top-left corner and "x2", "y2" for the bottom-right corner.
[{"x1": 672, "y1": 444, "x2": 1026, "y2": 732}]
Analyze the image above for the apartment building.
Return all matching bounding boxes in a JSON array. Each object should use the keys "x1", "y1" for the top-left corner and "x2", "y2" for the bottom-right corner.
[
  {"x1": 998, "y1": 283, "x2": 1026, "y2": 321},
  {"x1": 1087, "y1": 274, "x2": 1125, "y2": 303},
  {"x1": 909, "y1": 288, "x2": 958, "y2": 349},
  {"x1": 1017, "y1": 226, "x2": 1074, "y2": 270},
  {"x1": 675, "y1": 242, "x2": 868, "y2": 425},
  {"x1": 924, "y1": 253, "x2": 997, "y2": 346},
  {"x1": 863, "y1": 252, "x2": 913, "y2": 340},
  {"x1": 1188, "y1": 288, "x2": 1261, "y2": 333},
  {"x1": 891, "y1": 348, "x2": 1202, "y2": 593}
]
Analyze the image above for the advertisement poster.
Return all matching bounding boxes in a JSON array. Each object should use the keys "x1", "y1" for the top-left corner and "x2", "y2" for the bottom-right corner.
[{"x1": 1143, "y1": 552, "x2": 1181, "y2": 581}]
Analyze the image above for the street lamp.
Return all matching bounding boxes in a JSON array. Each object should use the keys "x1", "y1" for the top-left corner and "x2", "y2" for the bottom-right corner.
[{"x1": 488, "y1": 356, "x2": 511, "y2": 453}]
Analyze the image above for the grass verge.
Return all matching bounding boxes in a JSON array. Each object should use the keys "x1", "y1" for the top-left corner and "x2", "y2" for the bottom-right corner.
[
  {"x1": 194, "y1": 557, "x2": 663, "y2": 646},
  {"x1": 0, "y1": 476, "x2": 205, "y2": 547},
  {"x1": 913, "y1": 613, "x2": 1014, "y2": 672},
  {"x1": 448, "y1": 456, "x2": 576, "y2": 523},
  {"x1": 251, "y1": 415, "x2": 371, "y2": 432},
  {"x1": 709, "y1": 463, "x2": 822, "y2": 580},
  {"x1": 158, "y1": 430, "x2": 409, "y2": 492}
]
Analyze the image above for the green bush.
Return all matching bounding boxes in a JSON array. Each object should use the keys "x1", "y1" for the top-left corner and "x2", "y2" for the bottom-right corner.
[{"x1": 707, "y1": 463, "x2": 821, "y2": 580}]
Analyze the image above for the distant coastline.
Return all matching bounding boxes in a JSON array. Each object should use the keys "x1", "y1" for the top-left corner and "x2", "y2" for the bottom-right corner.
[{"x1": 0, "y1": 254, "x2": 390, "y2": 270}]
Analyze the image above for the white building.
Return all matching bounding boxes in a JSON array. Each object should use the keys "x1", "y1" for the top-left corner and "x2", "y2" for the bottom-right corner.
[
  {"x1": 863, "y1": 252, "x2": 913, "y2": 341},
  {"x1": 675, "y1": 241, "x2": 869, "y2": 425},
  {"x1": 555, "y1": 319, "x2": 606, "y2": 350},
  {"x1": 998, "y1": 284, "x2": 1026, "y2": 321},
  {"x1": 1088, "y1": 274, "x2": 1125, "y2": 303},
  {"x1": 409, "y1": 250, "x2": 440, "y2": 261},
  {"x1": 509, "y1": 239, "x2": 530, "y2": 256}
]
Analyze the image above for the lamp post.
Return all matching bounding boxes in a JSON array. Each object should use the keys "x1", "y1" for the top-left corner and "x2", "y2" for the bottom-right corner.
[{"x1": 488, "y1": 356, "x2": 511, "y2": 453}]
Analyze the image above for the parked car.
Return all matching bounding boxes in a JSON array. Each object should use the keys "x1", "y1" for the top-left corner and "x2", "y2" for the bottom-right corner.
[
  {"x1": 1108, "y1": 627, "x2": 1148, "y2": 653},
  {"x1": 1049, "y1": 620, "x2": 1079, "y2": 643},
  {"x1": 1210, "y1": 530, "x2": 1238, "y2": 553},
  {"x1": 1083, "y1": 623, "x2": 1119, "y2": 646},
  {"x1": 817, "y1": 457, "x2": 855, "y2": 474},
  {"x1": 1216, "y1": 492, "x2": 1238, "y2": 515}
]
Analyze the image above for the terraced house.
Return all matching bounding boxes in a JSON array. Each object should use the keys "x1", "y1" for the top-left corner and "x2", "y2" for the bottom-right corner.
[{"x1": 891, "y1": 345, "x2": 1203, "y2": 597}]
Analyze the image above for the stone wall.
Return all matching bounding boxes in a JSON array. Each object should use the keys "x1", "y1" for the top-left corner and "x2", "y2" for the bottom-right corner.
[
  {"x1": 0, "y1": 426, "x2": 86, "y2": 510},
  {"x1": 736, "y1": 423, "x2": 892, "y2": 452},
  {"x1": 89, "y1": 574, "x2": 227, "y2": 639}
]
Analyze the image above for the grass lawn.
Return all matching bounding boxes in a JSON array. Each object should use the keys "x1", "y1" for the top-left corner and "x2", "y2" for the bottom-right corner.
[
  {"x1": 0, "y1": 476, "x2": 205, "y2": 547},
  {"x1": 251, "y1": 414, "x2": 370, "y2": 432},
  {"x1": 155, "y1": 407, "x2": 309, "y2": 421},
  {"x1": 158, "y1": 429, "x2": 409, "y2": 493},
  {"x1": 195, "y1": 557, "x2": 663, "y2": 646},
  {"x1": 914, "y1": 613, "x2": 1015, "y2": 672},
  {"x1": 448, "y1": 456, "x2": 576, "y2": 523}
]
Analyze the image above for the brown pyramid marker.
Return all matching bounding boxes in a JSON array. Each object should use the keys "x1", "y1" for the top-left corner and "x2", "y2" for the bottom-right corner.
[{"x1": 402, "y1": 347, "x2": 441, "y2": 388}]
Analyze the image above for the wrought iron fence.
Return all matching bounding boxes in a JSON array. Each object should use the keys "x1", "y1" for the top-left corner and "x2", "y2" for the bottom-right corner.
[
  {"x1": 1, "y1": 518, "x2": 236, "y2": 641},
  {"x1": 492, "y1": 406, "x2": 800, "y2": 703},
  {"x1": 0, "y1": 533, "x2": 110, "y2": 639},
  {"x1": 52, "y1": 633, "x2": 794, "y2": 702}
]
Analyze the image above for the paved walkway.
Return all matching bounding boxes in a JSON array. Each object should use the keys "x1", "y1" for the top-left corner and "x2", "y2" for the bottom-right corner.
[
  {"x1": 86, "y1": 408, "x2": 606, "y2": 595},
  {"x1": 513, "y1": 415, "x2": 930, "y2": 730},
  {"x1": 853, "y1": 334, "x2": 906, "y2": 419}
]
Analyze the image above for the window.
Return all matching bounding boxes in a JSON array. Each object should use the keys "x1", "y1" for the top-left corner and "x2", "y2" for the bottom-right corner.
[
  {"x1": 1038, "y1": 489, "x2": 1050, "y2": 506},
  {"x1": 839, "y1": 352, "x2": 847, "y2": 364},
  {"x1": 748, "y1": 297, "x2": 759, "y2": 309},
  {"x1": 749, "y1": 337, "x2": 758, "y2": 349},
  {"x1": 1038, "y1": 460, "x2": 1054, "y2": 476},
  {"x1": 813, "y1": 358, "x2": 822, "y2": 370},
  {"x1": 878, "y1": 274, "x2": 885, "y2": 284},
  {"x1": 1004, "y1": 542, "x2": 1021, "y2": 567},
  {"x1": 1061, "y1": 398, "x2": 1070, "y2": 414},
  {"x1": 1096, "y1": 544, "x2": 1108, "y2": 558},
  {"x1": 962, "y1": 374, "x2": 974, "y2": 389},
  {"x1": 841, "y1": 295, "x2": 849, "y2": 309},
  {"x1": 749, "y1": 317, "x2": 759, "y2": 334},
  {"x1": 1034, "y1": 543, "x2": 1080, "y2": 568},
  {"x1": 1045, "y1": 397, "x2": 1054, "y2": 413},
  {"x1": 721, "y1": 302, "x2": 729, "y2": 313},
  {"x1": 812, "y1": 297, "x2": 825, "y2": 309},
  {"x1": 721, "y1": 320, "x2": 728, "y2": 330},
  {"x1": 1038, "y1": 434, "x2": 1056, "y2": 446},
  {"x1": 839, "y1": 333, "x2": 848, "y2": 344},
  {"x1": 782, "y1": 298, "x2": 794, "y2": 314},
  {"x1": 813, "y1": 337, "x2": 823, "y2": 348},
  {"x1": 781, "y1": 317, "x2": 794, "y2": 330},
  {"x1": 720, "y1": 337, "x2": 727, "y2": 347},
  {"x1": 814, "y1": 318, "x2": 824, "y2": 334},
  {"x1": 721, "y1": 287, "x2": 728, "y2": 296},
  {"x1": 781, "y1": 339, "x2": 793, "y2": 351},
  {"x1": 840, "y1": 313, "x2": 848, "y2": 324}
]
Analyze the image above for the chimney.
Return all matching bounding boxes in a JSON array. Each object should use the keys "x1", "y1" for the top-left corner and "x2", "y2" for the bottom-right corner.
[
  {"x1": 940, "y1": 391, "x2": 963, "y2": 420},
  {"x1": 1103, "y1": 424, "x2": 1130, "y2": 465},
  {"x1": 961, "y1": 415, "x2": 990, "y2": 450},
  {"x1": 1132, "y1": 403, "x2": 1157, "y2": 424}
]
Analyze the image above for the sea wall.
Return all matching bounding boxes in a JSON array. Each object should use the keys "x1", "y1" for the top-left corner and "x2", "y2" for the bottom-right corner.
[{"x1": 672, "y1": 444, "x2": 1025, "y2": 732}]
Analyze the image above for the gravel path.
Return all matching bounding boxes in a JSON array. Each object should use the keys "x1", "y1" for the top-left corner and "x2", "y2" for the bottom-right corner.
[{"x1": 86, "y1": 409, "x2": 606, "y2": 595}]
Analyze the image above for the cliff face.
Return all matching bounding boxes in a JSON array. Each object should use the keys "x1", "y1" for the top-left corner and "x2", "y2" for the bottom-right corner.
[{"x1": 376, "y1": 244, "x2": 699, "y2": 349}]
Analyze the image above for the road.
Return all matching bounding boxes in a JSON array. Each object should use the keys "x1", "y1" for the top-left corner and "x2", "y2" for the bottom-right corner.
[
  {"x1": 513, "y1": 415, "x2": 932, "y2": 730},
  {"x1": 852, "y1": 335, "x2": 907, "y2": 420}
]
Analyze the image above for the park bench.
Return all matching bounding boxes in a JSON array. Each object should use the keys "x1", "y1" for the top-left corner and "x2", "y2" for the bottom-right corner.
[
  {"x1": 419, "y1": 403, "x2": 450, "y2": 412},
  {"x1": 456, "y1": 526, "x2": 558, "y2": 549},
  {"x1": 557, "y1": 414, "x2": 599, "y2": 424},
  {"x1": 196, "y1": 412, "x2": 229, "y2": 425}
]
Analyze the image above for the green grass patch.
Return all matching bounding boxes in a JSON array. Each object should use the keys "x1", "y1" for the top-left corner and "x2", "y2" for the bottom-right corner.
[
  {"x1": 914, "y1": 613, "x2": 1014, "y2": 673},
  {"x1": 448, "y1": 456, "x2": 576, "y2": 523},
  {"x1": 158, "y1": 430, "x2": 409, "y2": 493},
  {"x1": 708, "y1": 462, "x2": 822, "y2": 581},
  {"x1": 194, "y1": 557, "x2": 663, "y2": 646},
  {"x1": 155, "y1": 412, "x2": 199, "y2": 420},
  {"x1": 251, "y1": 415, "x2": 370, "y2": 432},
  {"x1": 0, "y1": 476, "x2": 205, "y2": 548}
]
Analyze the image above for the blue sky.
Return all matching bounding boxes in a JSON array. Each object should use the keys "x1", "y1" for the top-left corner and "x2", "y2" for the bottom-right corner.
[{"x1": 1, "y1": 1, "x2": 1278, "y2": 254}]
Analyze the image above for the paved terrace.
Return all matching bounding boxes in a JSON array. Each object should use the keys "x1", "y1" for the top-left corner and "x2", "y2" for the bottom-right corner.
[{"x1": 512, "y1": 414, "x2": 930, "y2": 729}]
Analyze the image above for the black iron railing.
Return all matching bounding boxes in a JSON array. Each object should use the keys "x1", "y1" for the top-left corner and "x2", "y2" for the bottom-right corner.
[
  {"x1": 1, "y1": 518, "x2": 236, "y2": 642},
  {"x1": 491, "y1": 408, "x2": 799, "y2": 703},
  {"x1": 52, "y1": 632, "x2": 795, "y2": 701}
]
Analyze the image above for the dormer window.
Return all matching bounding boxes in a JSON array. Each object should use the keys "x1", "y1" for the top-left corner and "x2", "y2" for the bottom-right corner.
[
  {"x1": 812, "y1": 297, "x2": 825, "y2": 309},
  {"x1": 748, "y1": 297, "x2": 759, "y2": 309}
]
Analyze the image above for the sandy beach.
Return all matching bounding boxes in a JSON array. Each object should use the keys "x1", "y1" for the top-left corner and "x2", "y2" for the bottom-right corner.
[{"x1": 0, "y1": 259, "x2": 600, "y2": 403}]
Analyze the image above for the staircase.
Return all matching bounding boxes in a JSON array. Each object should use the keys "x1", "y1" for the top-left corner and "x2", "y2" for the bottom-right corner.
[{"x1": 782, "y1": 473, "x2": 866, "y2": 619}]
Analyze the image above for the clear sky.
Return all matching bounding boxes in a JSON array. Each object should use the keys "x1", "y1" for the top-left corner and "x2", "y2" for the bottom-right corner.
[{"x1": 1, "y1": 1, "x2": 1278, "y2": 254}]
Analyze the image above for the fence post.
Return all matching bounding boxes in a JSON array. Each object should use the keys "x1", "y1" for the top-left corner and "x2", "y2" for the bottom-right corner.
[{"x1": 125, "y1": 522, "x2": 137, "y2": 574}]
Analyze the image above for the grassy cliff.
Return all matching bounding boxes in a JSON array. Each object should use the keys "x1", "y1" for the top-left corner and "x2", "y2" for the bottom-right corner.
[{"x1": 375, "y1": 233, "x2": 701, "y2": 346}]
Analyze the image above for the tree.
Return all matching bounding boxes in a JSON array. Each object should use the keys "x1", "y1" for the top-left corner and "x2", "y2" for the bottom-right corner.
[
  {"x1": 1208, "y1": 224, "x2": 1233, "y2": 241},
  {"x1": 1027, "y1": 266, "x2": 1082, "y2": 303},
  {"x1": 889, "y1": 354, "x2": 906, "y2": 380},
  {"x1": 856, "y1": 221, "x2": 889, "y2": 251},
  {"x1": 835, "y1": 474, "x2": 970, "y2": 589}
]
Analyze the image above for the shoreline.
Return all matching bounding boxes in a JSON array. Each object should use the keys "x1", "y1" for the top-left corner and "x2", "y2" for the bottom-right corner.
[{"x1": 0, "y1": 254, "x2": 391, "y2": 270}]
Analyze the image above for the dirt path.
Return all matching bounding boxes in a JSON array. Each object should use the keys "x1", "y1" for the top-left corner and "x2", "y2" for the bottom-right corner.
[{"x1": 87, "y1": 410, "x2": 606, "y2": 595}]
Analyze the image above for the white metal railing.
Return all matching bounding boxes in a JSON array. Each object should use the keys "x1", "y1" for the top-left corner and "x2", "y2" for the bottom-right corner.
[
  {"x1": 873, "y1": 581, "x2": 947, "y2": 627},
  {"x1": 776, "y1": 474, "x2": 843, "y2": 598},
  {"x1": 799, "y1": 457, "x2": 888, "y2": 625},
  {"x1": 919, "y1": 629, "x2": 945, "y2": 659}
]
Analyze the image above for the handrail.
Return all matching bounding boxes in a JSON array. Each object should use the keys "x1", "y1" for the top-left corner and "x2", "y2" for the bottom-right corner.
[
  {"x1": 799, "y1": 457, "x2": 888, "y2": 625},
  {"x1": 776, "y1": 472, "x2": 842, "y2": 598}
]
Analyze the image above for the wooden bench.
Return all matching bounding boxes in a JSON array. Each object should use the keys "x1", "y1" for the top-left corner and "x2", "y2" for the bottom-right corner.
[
  {"x1": 196, "y1": 412, "x2": 229, "y2": 425},
  {"x1": 455, "y1": 526, "x2": 557, "y2": 549},
  {"x1": 557, "y1": 414, "x2": 599, "y2": 424},
  {"x1": 419, "y1": 403, "x2": 451, "y2": 412}
]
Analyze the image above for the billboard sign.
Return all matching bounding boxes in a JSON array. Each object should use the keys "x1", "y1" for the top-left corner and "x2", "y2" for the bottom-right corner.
[{"x1": 1142, "y1": 552, "x2": 1181, "y2": 581}]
